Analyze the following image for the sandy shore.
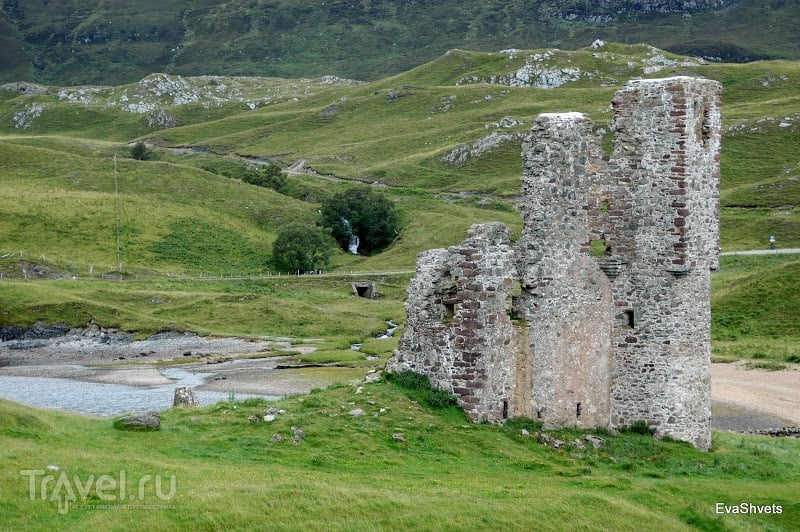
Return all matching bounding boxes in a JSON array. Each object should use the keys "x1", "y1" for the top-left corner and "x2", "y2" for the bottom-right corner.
[
  {"x1": 711, "y1": 361, "x2": 800, "y2": 429},
  {"x1": 0, "y1": 329, "x2": 353, "y2": 397},
  {"x1": 1, "y1": 330, "x2": 798, "y2": 431}
]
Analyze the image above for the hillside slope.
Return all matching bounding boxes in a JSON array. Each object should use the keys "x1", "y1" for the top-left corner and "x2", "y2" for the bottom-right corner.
[
  {"x1": 1, "y1": 43, "x2": 798, "y2": 276},
  {"x1": 2, "y1": 0, "x2": 799, "y2": 85},
  {"x1": 0, "y1": 44, "x2": 797, "y2": 359}
]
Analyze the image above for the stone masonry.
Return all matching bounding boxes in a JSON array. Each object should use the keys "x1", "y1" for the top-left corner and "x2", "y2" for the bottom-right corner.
[{"x1": 387, "y1": 77, "x2": 721, "y2": 449}]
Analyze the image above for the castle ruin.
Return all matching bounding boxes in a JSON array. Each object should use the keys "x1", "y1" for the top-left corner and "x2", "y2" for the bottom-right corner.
[{"x1": 387, "y1": 77, "x2": 721, "y2": 449}]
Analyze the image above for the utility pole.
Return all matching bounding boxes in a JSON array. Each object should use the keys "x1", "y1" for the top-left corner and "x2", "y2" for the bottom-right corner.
[{"x1": 114, "y1": 155, "x2": 122, "y2": 272}]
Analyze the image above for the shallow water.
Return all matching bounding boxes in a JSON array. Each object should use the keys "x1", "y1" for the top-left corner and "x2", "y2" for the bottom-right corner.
[{"x1": 0, "y1": 365, "x2": 278, "y2": 417}]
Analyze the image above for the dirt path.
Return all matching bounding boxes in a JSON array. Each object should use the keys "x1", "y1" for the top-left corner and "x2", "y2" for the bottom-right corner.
[{"x1": 711, "y1": 362, "x2": 800, "y2": 430}]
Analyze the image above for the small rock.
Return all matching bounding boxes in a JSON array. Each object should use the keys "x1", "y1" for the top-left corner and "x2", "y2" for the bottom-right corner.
[
  {"x1": 520, "y1": 429, "x2": 530, "y2": 437},
  {"x1": 270, "y1": 434, "x2": 285, "y2": 443},
  {"x1": 173, "y1": 386, "x2": 199, "y2": 408},
  {"x1": 392, "y1": 433, "x2": 406, "y2": 443},
  {"x1": 356, "y1": 386, "x2": 364, "y2": 394},
  {"x1": 349, "y1": 408, "x2": 365, "y2": 417},
  {"x1": 364, "y1": 371, "x2": 381, "y2": 383},
  {"x1": 115, "y1": 411, "x2": 160, "y2": 431},
  {"x1": 291, "y1": 427, "x2": 306, "y2": 439},
  {"x1": 584, "y1": 434, "x2": 605, "y2": 449},
  {"x1": 247, "y1": 415, "x2": 260, "y2": 424},
  {"x1": 264, "y1": 414, "x2": 276, "y2": 422},
  {"x1": 368, "y1": 400, "x2": 377, "y2": 405},
  {"x1": 265, "y1": 407, "x2": 282, "y2": 415},
  {"x1": 291, "y1": 435, "x2": 302, "y2": 445}
]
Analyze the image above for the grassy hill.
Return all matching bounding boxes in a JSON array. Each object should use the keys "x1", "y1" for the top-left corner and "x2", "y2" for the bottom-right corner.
[
  {"x1": 2, "y1": 0, "x2": 799, "y2": 86},
  {"x1": 0, "y1": 43, "x2": 798, "y2": 361}
]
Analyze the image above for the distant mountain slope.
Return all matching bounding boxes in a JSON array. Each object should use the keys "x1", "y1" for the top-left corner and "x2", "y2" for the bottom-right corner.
[
  {"x1": 1, "y1": 43, "x2": 797, "y2": 278},
  {"x1": 1, "y1": 0, "x2": 798, "y2": 85}
]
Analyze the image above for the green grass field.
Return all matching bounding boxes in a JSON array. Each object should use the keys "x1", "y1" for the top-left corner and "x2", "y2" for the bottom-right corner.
[{"x1": 1, "y1": 378, "x2": 799, "y2": 530}]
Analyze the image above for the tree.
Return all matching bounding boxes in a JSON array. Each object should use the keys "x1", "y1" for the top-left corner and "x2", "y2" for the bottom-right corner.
[
  {"x1": 130, "y1": 141, "x2": 150, "y2": 160},
  {"x1": 319, "y1": 187, "x2": 398, "y2": 255},
  {"x1": 272, "y1": 223, "x2": 332, "y2": 273},
  {"x1": 243, "y1": 163, "x2": 286, "y2": 192}
]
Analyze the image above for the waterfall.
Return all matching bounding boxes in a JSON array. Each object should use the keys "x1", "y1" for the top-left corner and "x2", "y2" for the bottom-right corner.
[{"x1": 342, "y1": 218, "x2": 360, "y2": 255}]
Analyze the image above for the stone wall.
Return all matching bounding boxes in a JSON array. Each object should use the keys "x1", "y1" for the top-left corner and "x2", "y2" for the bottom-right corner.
[
  {"x1": 604, "y1": 77, "x2": 721, "y2": 450},
  {"x1": 388, "y1": 76, "x2": 721, "y2": 449},
  {"x1": 515, "y1": 112, "x2": 614, "y2": 430},
  {"x1": 389, "y1": 223, "x2": 527, "y2": 422}
]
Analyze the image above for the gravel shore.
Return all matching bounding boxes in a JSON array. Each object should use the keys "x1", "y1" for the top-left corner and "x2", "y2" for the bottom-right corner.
[
  {"x1": 0, "y1": 326, "x2": 338, "y2": 398},
  {"x1": 1, "y1": 327, "x2": 797, "y2": 433}
]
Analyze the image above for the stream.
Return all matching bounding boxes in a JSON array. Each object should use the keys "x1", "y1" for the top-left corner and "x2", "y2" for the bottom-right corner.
[{"x1": 0, "y1": 364, "x2": 279, "y2": 417}]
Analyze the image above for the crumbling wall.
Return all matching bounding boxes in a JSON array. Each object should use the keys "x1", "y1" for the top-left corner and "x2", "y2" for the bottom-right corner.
[
  {"x1": 388, "y1": 76, "x2": 720, "y2": 449},
  {"x1": 387, "y1": 223, "x2": 525, "y2": 421}
]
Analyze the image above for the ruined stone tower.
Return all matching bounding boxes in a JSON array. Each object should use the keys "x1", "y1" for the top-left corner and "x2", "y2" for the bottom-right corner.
[{"x1": 387, "y1": 77, "x2": 721, "y2": 449}]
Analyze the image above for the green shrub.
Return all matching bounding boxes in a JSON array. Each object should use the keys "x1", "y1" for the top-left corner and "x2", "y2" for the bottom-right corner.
[
  {"x1": 319, "y1": 187, "x2": 399, "y2": 255},
  {"x1": 130, "y1": 141, "x2": 150, "y2": 160},
  {"x1": 271, "y1": 223, "x2": 333, "y2": 273},
  {"x1": 386, "y1": 370, "x2": 457, "y2": 409},
  {"x1": 503, "y1": 416, "x2": 544, "y2": 434},
  {"x1": 243, "y1": 163, "x2": 286, "y2": 191},
  {"x1": 620, "y1": 420, "x2": 656, "y2": 436}
]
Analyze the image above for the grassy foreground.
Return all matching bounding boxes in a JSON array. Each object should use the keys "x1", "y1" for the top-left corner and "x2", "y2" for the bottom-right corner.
[{"x1": 1, "y1": 377, "x2": 799, "y2": 531}]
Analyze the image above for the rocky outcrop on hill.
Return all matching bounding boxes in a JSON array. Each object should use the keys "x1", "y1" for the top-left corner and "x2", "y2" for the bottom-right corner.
[
  {"x1": 456, "y1": 45, "x2": 705, "y2": 89},
  {"x1": 2, "y1": 73, "x2": 365, "y2": 130}
]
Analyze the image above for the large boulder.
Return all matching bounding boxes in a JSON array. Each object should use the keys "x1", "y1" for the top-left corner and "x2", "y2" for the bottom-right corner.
[{"x1": 114, "y1": 411, "x2": 161, "y2": 431}]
